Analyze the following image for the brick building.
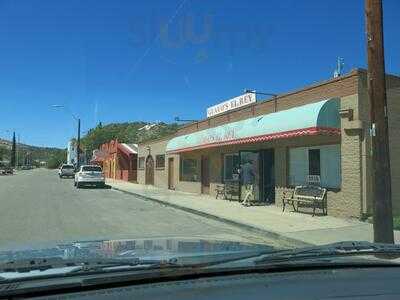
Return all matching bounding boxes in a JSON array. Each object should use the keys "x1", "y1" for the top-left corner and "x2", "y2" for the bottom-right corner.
[
  {"x1": 94, "y1": 140, "x2": 138, "y2": 182},
  {"x1": 137, "y1": 69, "x2": 400, "y2": 219}
]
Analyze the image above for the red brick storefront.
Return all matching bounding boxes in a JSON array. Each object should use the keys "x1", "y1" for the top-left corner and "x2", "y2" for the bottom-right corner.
[{"x1": 93, "y1": 140, "x2": 138, "y2": 182}]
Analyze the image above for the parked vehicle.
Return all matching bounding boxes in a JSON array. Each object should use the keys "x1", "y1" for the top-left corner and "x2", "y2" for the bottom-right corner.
[
  {"x1": 74, "y1": 165, "x2": 105, "y2": 188},
  {"x1": 58, "y1": 164, "x2": 75, "y2": 178},
  {"x1": 1, "y1": 165, "x2": 13, "y2": 175}
]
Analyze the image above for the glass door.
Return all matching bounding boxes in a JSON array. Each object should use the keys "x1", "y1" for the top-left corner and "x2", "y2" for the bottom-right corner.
[
  {"x1": 201, "y1": 156, "x2": 210, "y2": 194},
  {"x1": 261, "y1": 149, "x2": 275, "y2": 203},
  {"x1": 239, "y1": 151, "x2": 260, "y2": 203}
]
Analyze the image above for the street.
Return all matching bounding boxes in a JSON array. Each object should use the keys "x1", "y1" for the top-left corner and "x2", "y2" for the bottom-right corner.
[{"x1": 0, "y1": 169, "x2": 287, "y2": 250}]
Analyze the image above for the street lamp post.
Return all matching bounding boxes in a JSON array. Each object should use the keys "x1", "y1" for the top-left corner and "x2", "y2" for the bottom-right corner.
[
  {"x1": 77, "y1": 118, "x2": 81, "y2": 168},
  {"x1": 51, "y1": 105, "x2": 81, "y2": 169},
  {"x1": 244, "y1": 89, "x2": 278, "y2": 112}
]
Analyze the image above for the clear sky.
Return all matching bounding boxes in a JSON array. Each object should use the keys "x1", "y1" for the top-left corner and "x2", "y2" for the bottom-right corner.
[{"x1": 0, "y1": 0, "x2": 399, "y2": 148}]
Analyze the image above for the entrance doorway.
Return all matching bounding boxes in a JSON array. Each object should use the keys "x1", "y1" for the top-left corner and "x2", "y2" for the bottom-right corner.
[
  {"x1": 239, "y1": 151, "x2": 260, "y2": 202},
  {"x1": 238, "y1": 149, "x2": 275, "y2": 204},
  {"x1": 201, "y1": 156, "x2": 210, "y2": 194},
  {"x1": 168, "y1": 157, "x2": 175, "y2": 190},
  {"x1": 145, "y1": 155, "x2": 154, "y2": 185},
  {"x1": 261, "y1": 149, "x2": 275, "y2": 203}
]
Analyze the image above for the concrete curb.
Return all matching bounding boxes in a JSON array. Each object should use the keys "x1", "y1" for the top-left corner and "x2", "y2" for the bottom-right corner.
[{"x1": 110, "y1": 186, "x2": 313, "y2": 248}]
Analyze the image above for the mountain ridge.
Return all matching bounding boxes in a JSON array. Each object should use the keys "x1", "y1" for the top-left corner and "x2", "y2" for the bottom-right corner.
[
  {"x1": 80, "y1": 121, "x2": 181, "y2": 153},
  {"x1": 0, "y1": 138, "x2": 66, "y2": 165}
]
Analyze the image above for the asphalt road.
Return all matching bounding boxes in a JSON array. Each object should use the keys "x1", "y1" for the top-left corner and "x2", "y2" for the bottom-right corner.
[{"x1": 0, "y1": 169, "x2": 288, "y2": 250}]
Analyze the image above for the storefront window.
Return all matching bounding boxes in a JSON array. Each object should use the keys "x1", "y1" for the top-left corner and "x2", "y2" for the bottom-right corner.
[
  {"x1": 308, "y1": 149, "x2": 321, "y2": 176},
  {"x1": 138, "y1": 157, "x2": 145, "y2": 169},
  {"x1": 156, "y1": 155, "x2": 165, "y2": 169},
  {"x1": 289, "y1": 145, "x2": 341, "y2": 188},
  {"x1": 224, "y1": 154, "x2": 240, "y2": 181},
  {"x1": 180, "y1": 158, "x2": 198, "y2": 182}
]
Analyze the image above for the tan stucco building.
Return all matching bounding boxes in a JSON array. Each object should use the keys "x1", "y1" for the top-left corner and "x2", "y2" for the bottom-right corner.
[{"x1": 137, "y1": 69, "x2": 400, "y2": 219}]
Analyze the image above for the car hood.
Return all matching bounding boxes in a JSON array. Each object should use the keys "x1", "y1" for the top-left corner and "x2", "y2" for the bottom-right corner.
[{"x1": 0, "y1": 237, "x2": 273, "y2": 264}]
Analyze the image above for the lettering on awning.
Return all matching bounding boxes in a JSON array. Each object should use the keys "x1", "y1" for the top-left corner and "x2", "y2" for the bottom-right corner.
[{"x1": 200, "y1": 128, "x2": 236, "y2": 144}]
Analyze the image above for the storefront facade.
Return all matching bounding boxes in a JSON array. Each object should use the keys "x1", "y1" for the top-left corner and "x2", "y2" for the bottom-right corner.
[
  {"x1": 137, "y1": 138, "x2": 180, "y2": 189},
  {"x1": 137, "y1": 69, "x2": 400, "y2": 219},
  {"x1": 94, "y1": 140, "x2": 138, "y2": 182},
  {"x1": 167, "y1": 99, "x2": 343, "y2": 212}
]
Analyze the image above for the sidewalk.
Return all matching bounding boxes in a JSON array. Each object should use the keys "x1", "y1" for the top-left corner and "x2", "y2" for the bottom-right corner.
[{"x1": 106, "y1": 179, "x2": 399, "y2": 246}]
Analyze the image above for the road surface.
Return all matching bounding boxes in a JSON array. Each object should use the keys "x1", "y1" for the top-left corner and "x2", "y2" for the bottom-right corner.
[{"x1": 0, "y1": 168, "x2": 288, "y2": 250}]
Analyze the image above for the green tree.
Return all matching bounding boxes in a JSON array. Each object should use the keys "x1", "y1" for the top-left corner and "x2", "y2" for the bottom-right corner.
[
  {"x1": 46, "y1": 150, "x2": 67, "y2": 169},
  {"x1": 0, "y1": 146, "x2": 9, "y2": 162},
  {"x1": 10, "y1": 132, "x2": 16, "y2": 167}
]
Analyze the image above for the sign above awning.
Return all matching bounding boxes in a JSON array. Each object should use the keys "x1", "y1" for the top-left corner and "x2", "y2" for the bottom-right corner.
[
  {"x1": 207, "y1": 93, "x2": 256, "y2": 118},
  {"x1": 166, "y1": 98, "x2": 340, "y2": 154}
]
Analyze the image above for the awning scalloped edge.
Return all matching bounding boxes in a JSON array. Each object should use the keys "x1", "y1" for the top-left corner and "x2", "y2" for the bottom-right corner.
[{"x1": 166, "y1": 126, "x2": 340, "y2": 154}]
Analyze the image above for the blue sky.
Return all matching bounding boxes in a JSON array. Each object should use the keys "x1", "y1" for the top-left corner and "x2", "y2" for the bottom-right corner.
[{"x1": 0, "y1": 0, "x2": 399, "y2": 148}]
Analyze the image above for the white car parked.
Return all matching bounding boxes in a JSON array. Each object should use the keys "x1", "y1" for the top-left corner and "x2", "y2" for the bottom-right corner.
[
  {"x1": 58, "y1": 164, "x2": 75, "y2": 178},
  {"x1": 74, "y1": 165, "x2": 105, "y2": 188}
]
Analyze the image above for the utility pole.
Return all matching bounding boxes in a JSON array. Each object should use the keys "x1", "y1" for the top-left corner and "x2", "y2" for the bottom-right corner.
[
  {"x1": 77, "y1": 118, "x2": 81, "y2": 169},
  {"x1": 365, "y1": 0, "x2": 394, "y2": 243}
]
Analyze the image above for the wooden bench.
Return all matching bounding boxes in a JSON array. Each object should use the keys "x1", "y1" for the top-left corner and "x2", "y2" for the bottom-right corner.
[
  {"x1": 282, "y1": 186, "x2": 327, "y2": 216},
  {"x1": 225, "y1": 181, "x2": 240, "y2": 201}
]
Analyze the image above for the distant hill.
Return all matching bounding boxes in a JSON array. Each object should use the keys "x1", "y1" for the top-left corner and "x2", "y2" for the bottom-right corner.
[
  {"x1": 0, "y1": 121, "x2": 180, "y2": 166},
  {"x1": 81, "y1": 122, "x2": 181, "y2": 153},
  {"x1": 0, "y1": 139, "x2": 66, "y2": 166},
  {"x1": 0, "y1": 138, "x2": 12, "y2": 149}
]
